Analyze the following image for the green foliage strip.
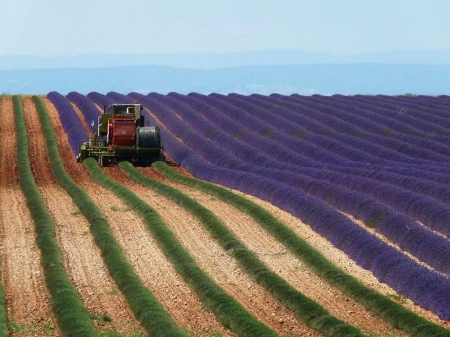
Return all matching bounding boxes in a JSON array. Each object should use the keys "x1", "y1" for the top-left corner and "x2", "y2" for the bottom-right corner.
[
  {"x1": 120, "y1": 161, "x2": 364, "y2": 337},
  {"x1": 82, "y1": 158, "x2": 278, "y2": 337}
]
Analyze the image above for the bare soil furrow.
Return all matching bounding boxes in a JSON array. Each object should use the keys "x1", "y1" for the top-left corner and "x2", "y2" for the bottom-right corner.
[
  {"x1": 0, "y1": 97, "x2": 19, "y2": 187},
  {"x1": 0, "y1": 189, "x2": 56, "y2": 336},
  {"x1": 81, "y1": 181, "x2": 234, "y2": 336},
  {"x1": 22, "y1": 97, "x2": 56, "y2": 185},
  {"x1": 43, "y1": 186, "x2": 143, "y2": 334}
]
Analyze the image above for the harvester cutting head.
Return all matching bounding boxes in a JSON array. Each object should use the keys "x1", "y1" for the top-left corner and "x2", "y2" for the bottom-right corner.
[{"x1": 77, "y1": 104, "x2": 162, "y2": 166}]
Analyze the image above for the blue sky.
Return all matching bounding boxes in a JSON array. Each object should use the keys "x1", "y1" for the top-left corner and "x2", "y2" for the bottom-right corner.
[{"x1": 1, "y1": 0, "x2": 449, "y2": 56}]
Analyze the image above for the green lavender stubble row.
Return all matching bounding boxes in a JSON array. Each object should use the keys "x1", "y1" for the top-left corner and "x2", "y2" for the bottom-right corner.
[{"x1": 120, "y1": 161, "x2": 365, "y2": 337}]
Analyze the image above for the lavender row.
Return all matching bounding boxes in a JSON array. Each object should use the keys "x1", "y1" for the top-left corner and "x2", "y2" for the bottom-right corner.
[
  {"x1": 339, "y1": 94, "x2": 450, "y2": 145},
  {"x1": 220, "y1": 93, "x2": 450, "y2": 169},
  {"x1": 46, "y1": 91, "x2": 88, "y2": 155},
  {"x1": 128, "y1": 92, "x2": 450, "y2": 319},
  {"x1": 86, "y1": 91, "x2": 115, "y2": 108},
  {"x1": 199, "y1": 94, "x2": 450, "y2": 180},
  {"x1": 256, "y1": 94, "x2": 450, "y2": 172},
  {"x1": 194, "y1": 93, "x2": 412, "y2": 166},
  {"x1": 191, "y1": 94, "x2": 450, "y2": 202},
  {"x1": 282, "y1": 94, "x2": 450, "y2": 150},
  {"x1": 172, "y1": 94, "x2": 450, "y2": 232},
  {"x1": 317, "y1": 164, "x2": 450, "y2": 206},
  {"x1": 241, "y1": 92, "x2": 448, "y2": 165},
  {"x1": 231, "y1": 93, "x2": 450, "y2": 172},
  {"x1": 66, "y1": 91, "x2": 101, "y2": 134},
  {"x1": 173, "y1": 93, "x2": 366, "y2": 168},
  {"x1": 403, "y1": 95, "x2": 450, "y2": 119},
  {"x1": 308, "y1": 94, "x2": 450, "y2": 136},
  {"x1": 284, "y1": 94, "x2": 410, "y2": 136}
]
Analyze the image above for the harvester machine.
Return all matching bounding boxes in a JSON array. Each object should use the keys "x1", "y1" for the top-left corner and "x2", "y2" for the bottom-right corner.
[{"x1": 77, "y1": 104, "x2": 161, "y2": 166}]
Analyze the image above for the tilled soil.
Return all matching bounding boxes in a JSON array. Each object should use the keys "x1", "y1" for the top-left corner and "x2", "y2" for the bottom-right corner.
[
  {"x1": 158, "y1": 178, "x2": 404, "y2": 335},
  {"x1": 107, "y1": 167, "x2": 318, "y2": 336},
  {"x1": 0, "y1": 97, "x2": 56, "y2": 336}
]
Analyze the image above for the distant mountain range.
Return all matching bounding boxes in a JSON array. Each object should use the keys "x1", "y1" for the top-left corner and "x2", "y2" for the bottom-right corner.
[
  {"x1": 2, "y1": 49, "x2": 450, "y2": 70},
  {"x1": 1, "y1": 50, "x2": 449, "y2": 95}
]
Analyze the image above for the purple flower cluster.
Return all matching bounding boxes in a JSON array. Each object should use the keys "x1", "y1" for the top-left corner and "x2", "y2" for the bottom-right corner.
[
  {"x1": 47, "y1": 91, "x2": 89, "y2": 155},
  {"x1": 66, "y1": 91, "x2": 101, "y2": 134},
  {"x1": 86, "y1": 91, "x2": 115, "y2": 108}
]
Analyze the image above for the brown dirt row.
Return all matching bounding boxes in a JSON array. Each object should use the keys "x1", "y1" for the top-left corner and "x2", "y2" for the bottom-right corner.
[
  {"x1": 22, "y1": 97, "x2": 56, "y2": 186},
  {"x1": 158, "y1": 178, "x2": 402, "y2": 335},
  {"x1": 0, "y1": 97, "x2": 56, "y2": 336},
  {"x1": 22, "y1": 97, "x2": 143, "y2": 335},
  {"x1": 83, "y1": 181, "x2": 236, "y2": 336},
  {"x1": 43, "y1": 98, "x2": 234, "y2": 336},
  {"x1": 0, "y1": 97, "x2": 19, "y2": 187},
  {"x1": 107, "y1": 167, "x2": 319, "y2": 336}
]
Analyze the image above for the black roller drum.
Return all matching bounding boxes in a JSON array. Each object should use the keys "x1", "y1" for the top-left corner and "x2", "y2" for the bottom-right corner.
[{"x1": 137, "y1": 126, "x2": 161, "y2": 148}]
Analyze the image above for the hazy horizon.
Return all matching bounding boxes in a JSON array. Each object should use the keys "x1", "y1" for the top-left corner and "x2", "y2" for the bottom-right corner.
[{"x1": 1, "y1": 1, "x2": 449, "y2": 57}]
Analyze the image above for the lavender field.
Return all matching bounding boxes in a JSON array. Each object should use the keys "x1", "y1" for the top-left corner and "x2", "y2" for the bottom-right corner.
[{"x1": 47, "y1": 91, "x2": 450, "y2": 335}]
